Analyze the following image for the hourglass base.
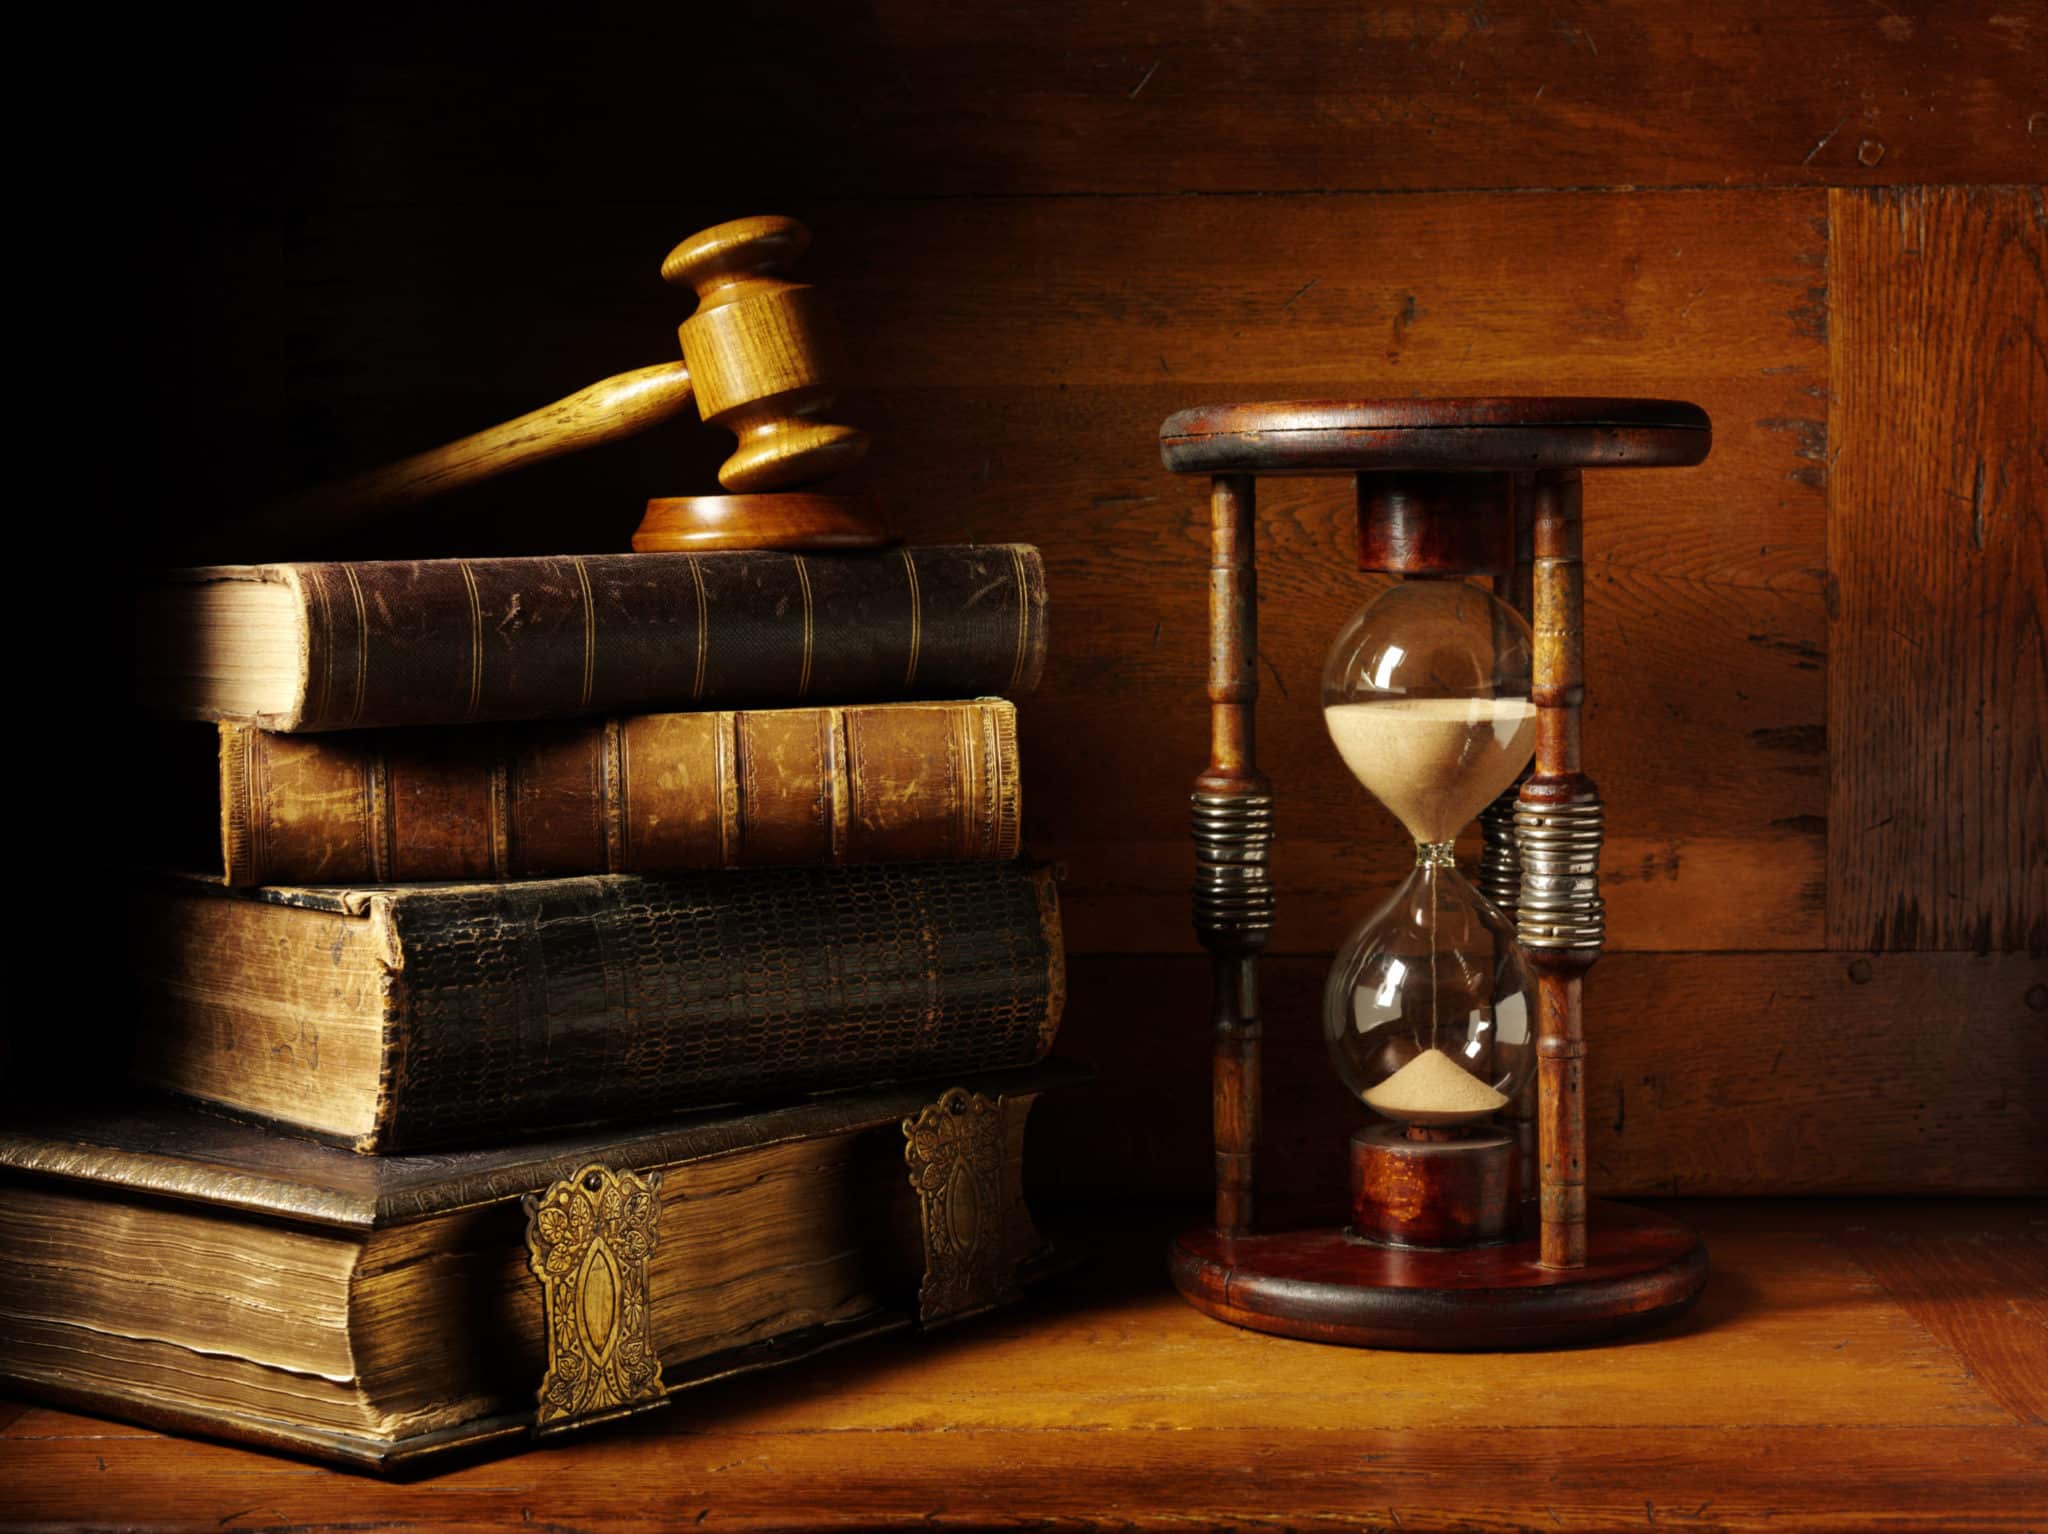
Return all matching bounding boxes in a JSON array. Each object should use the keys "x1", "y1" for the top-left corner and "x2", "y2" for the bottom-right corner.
[{"x1": 1168, "y1": 1201, "x2": 1706, "y2": 1351}]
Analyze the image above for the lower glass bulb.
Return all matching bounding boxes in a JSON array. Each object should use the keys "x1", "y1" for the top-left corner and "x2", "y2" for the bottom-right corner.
[{"x1": 1324, "y1": 851, "x2": 1535, "y2": 1128}]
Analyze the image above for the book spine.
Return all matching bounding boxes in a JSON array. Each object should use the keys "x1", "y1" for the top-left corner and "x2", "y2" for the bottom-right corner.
[
  {"x1": 278, "y1": 546, "x2": 1046, "y2": 731},
  {"x1": 373, "y1": 863, "x2": 1063, "y2": 1151},
  {"x1": 217, "y1": 701, "x2": 1021, "y2": 885}
]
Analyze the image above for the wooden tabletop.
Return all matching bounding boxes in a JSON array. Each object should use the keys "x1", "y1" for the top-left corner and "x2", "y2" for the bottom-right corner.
[{"x1": 3, "y1": 1200, "x2": 2042, "y2": 1532}]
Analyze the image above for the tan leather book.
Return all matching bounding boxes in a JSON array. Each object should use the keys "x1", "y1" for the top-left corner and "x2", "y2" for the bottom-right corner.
[
  {"x1": 132, "y1": 863, "x2": 1066, "y2": 1153},
  {"x1": 135, "y1": 546, "x2": 1048, "y2": 731},
  {"x1": 0, "y1": 1064, "x2": 1079, "y2": 1470},
  {"x1": 216, "y1": 698, "x2": 1020, "y2": 886}
]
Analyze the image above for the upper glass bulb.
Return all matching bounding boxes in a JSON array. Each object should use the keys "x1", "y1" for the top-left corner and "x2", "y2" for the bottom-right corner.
[{"x1": 1321, "y1": 579, "x2": 1536, "y2": 846}]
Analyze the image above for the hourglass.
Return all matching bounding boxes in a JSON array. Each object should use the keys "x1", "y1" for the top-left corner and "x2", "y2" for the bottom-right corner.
[
  {"x1": 1324, "y1": 574, "x2": 1540, "y2": 1248},
  {"x1": 1161, "y1": 399, "x2": 1711, "y2": 1349}
]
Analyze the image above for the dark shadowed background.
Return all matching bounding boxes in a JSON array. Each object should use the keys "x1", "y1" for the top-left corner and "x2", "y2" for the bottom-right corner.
[{"x1": 105, "y1": 2, "x2": 2043, "y2": 1204}]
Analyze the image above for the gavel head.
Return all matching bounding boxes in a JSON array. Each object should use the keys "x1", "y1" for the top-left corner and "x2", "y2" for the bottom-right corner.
[{"x1": 661, "y1": 215, "x2": 868, "y2": 493}]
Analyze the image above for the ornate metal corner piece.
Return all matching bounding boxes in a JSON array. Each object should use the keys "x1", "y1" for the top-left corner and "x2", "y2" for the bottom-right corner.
[
  {"x1": 523, "y1": 1163, "x2": 667, "y2": 1435},
  {"x1": 902, "y1": 1087, "x2": 1022, "y2": 1326}
]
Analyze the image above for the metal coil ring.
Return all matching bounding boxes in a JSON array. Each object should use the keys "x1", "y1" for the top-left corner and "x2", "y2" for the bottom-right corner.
[
  {"x1": 1192, "y1": 791, "x2": 1275, "y2": 937},
  {"x1": 1477, "y1": 783, "x2": 1524, "y2": 917},
  {"x1": 1516, "y1": 797, "x2": 1605, "y2": 950}
]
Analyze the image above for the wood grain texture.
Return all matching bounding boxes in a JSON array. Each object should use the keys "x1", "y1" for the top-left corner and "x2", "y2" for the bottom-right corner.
[
  {"x1": 1833, "y1": 1203, "x2": 2048, "y2": 1426},
  {"x1": 1170, "y1": 1201, "x2": 1706, "y2": 1349},
  {"x1": 128, "y1": 4, "x2": 2042, "y2": 209},
  {"x1": 1349, "y1": 1125, "x2": 1517, "y2": 1247},
  {"x1": 6, "y1": 1425, "x2": 2045, "y2": 1531},
  {"x1": 268, "y1": 360, "x2": 696, "y2": 538},
  {"x1": 1, "y1": 1203, "x2": 2041, "y2": 1529},
  {"x1": 660, "y1": 216, "x2": 866, "y2": 493},
  {"x1": 1827, "y1": 186, "x2": 2047, "y2": 955},
  {"x1": 631, "y1": 492, "x2": 892, "y2": 552},
  {"x1": 803, "y1": 1, "x2": 2048, "y2": 195},
  {"x1": 1526, "y1": 473, "x2": 1596, "y2": 1266},
  {"x1": 1031, "y1": 952, "x2": 2047, "y2": 1204},
  {"x1": 1157, "y1": 396, "x2": 1712, "y2": 475}
]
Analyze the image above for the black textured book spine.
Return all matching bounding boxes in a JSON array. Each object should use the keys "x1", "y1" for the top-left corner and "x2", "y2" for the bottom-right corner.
[{"x1": 372, "y1": 862, "x2": 1064, "y2": 1150}]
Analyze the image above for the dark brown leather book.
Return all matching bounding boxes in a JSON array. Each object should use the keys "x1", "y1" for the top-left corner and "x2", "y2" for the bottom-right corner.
[
  {"x1": 131, "y1": 863, "x2": 1066, "y2": 1153},
  {"x1": 136, "y1": 545, "x2": 1048, "y2": 731},
  {"x1": 215, "y1": 698, "x2": 1020, "y2": 885},
  {"x1": 0, "y1": 1064, "x2": 1079, "y2": 1470}
]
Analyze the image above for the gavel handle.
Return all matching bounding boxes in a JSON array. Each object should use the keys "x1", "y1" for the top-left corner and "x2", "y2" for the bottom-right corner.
[{"x1": 272, "y1": 360, "x2": 697, "y2": 532}]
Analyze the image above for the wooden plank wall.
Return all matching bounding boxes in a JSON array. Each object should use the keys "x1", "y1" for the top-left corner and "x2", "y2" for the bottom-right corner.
[{"x1": 116, "y1": 3, "x2": 2044, "y2": 1197}]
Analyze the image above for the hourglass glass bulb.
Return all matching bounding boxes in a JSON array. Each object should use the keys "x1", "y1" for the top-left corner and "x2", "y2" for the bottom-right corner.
[
  {"x1": 1321, "y1": 577, "x2": 1538, "y2": 1128},
  {"x1": 1322, "y1": 579, "x2": 1536, "y2": 847},
  {"x1": 1324, "y1": 860, "x2": 1536, "y2": 1126}
]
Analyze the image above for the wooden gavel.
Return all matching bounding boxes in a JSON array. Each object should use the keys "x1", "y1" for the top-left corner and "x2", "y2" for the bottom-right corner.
[{"x1": 276, "y1": 215, "x2": 866, "y2": 535}]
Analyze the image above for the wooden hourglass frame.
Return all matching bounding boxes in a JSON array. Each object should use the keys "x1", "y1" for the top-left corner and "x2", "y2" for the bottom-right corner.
[{"x1": 1159, "y1": 398, "x2": 1711, "y2": 1350}]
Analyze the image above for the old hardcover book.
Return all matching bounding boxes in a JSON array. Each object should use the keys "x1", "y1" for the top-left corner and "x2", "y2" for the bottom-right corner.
[
  {"x1": 132, "y1": 863, "x2": 1065, "y2": 1153},
  {"x1": 135, "y1": 545, "x2": 1047, "y2": 731},
  {"x1": 213, "y1": 698, "x2": 1020, "y2": 885},
  {"x1": 0, "y1": 1064, "x2": 1078, "y2": 1469}
]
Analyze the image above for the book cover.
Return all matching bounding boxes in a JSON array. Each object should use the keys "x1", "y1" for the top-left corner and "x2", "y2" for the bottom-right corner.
[
  {"x1": 131, "y1": 862, "x2": 1066, "y2": 1152},
  {"x1": 0, "y1": 1064, "x2": 1079, "y2": 1469}
]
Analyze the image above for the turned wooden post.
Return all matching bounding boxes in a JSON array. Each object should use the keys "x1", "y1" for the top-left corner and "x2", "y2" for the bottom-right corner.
[
  {"x1": 1519, "y1": 469, "x2": 1601, "y2": 1269},
  {"x1": 1192, "y1": 473, "x2": 1270, "y2": 1237}
]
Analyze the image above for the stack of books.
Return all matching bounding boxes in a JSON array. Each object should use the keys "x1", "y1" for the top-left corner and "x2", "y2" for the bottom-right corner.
[{"x1": 3, "y1": 543, "x2": 1073, "y2": 1469}]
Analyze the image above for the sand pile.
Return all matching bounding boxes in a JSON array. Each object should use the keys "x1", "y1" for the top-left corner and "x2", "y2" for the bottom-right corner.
[{"x1": 1363, "y1": 1046, "x2": 1508, "y2": 1123}]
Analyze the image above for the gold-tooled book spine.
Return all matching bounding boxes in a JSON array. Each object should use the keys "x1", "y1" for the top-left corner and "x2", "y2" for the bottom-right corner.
[{"x1": 218, "y1": 701, "x2": 1022, "y2": 886}]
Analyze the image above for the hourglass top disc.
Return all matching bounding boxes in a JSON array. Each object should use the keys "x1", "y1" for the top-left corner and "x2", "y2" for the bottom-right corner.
[{"x1": 1158, "y1": 396, "x2": 1710, "y2": 476}]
